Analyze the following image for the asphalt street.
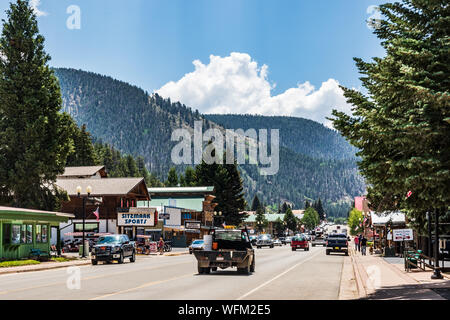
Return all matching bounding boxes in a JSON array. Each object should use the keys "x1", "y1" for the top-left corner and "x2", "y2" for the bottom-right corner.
[{"x1": 0, "y1": 245, "x2": 345, "y2": 300}]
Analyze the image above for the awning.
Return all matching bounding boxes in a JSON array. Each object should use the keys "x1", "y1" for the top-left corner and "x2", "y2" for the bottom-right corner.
[{"x1": 371, "y1": 211, "x2": 406, "y2": 226}]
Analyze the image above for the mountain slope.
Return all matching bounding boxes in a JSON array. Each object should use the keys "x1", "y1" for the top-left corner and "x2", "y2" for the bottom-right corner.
[
  {"x1": 54, "y1": 68, "x2": 365, "y2": 215},
  {"x1": 204, "y1": 114, "x2": 358, "y2": 160}
]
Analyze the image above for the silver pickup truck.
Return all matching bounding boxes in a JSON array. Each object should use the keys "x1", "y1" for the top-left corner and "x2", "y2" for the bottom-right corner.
[{"x1": 311, "y1": 235, "x2": 327, "y2": 247}]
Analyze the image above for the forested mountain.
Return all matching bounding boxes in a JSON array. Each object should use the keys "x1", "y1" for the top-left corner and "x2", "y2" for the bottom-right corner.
[
  {"x1": 54, "y1": 68, "x2": 365, "y2": 217},
  {"x1": 204, "y1": 114, "x2": 358, "y2": 160}
]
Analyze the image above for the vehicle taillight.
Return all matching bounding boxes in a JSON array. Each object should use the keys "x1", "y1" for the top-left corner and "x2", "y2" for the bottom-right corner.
[
  {"x1": 326, "y1": 241, "x2": 329, "y2": 246},
  {"x1": 346, "y1": 241, "x2": 348, "y2": 246}
]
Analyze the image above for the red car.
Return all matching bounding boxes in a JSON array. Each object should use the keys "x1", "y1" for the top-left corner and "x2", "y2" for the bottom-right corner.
[{"x1": 291, "y1": 236, "x2": 309, "y2": 251}]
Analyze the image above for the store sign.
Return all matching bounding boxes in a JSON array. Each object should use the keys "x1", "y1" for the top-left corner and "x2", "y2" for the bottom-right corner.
[
  {"x1": 159, "y1": 213, "x2": 170, "y2": 220},
  {"x1": 185, "y1": 221, "x2": 201, "y2": 229},
  {"x1": 393, "y1": 229, "x2": 413, "y2": 242},
  {"x1": 117, "y1": 208, "x2": 156, "y2": 227}
]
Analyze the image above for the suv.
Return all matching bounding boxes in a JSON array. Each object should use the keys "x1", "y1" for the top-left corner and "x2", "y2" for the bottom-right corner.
[
  {"x1": 91, "y1": 234, "x2": 136, "y2": 265},
  {"x1": 256, "y1": 234, "x2": 274, "y2": 248},
  {"x1": 326, "y1": 233, "x2": 348, "y2": 256},
  {"x1": 311, "y1": 235, "x2": 327, "y2": 247}
]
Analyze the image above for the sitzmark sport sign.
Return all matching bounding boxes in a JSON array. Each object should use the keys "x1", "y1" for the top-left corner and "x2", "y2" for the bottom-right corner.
[{"x1": 117, "y1": 208, "x2": 156, "y2": 227}]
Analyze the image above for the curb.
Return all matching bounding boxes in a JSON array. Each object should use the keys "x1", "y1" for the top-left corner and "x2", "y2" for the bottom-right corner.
[
  {"x1": 349, "y1": 248, "x2": 367, "y2": 299},
  {"x1": 164, "y1": 251, "x2": 189, "y2": 257},
  {"x1": 0, "y1": 260, "x2": 91, "y2": 276}
]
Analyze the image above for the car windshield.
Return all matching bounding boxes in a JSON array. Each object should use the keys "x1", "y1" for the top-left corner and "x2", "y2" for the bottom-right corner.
[
  {"x1": 294, "y1": 236, "x2": 305, "y2": 241},
  {"x1": 97, "y1": 235, "x2": 121, "y2": 244},
  {"x1": 258, "y1": 235, "x2": 271, "y2": 240},
  {"x1": 192, "y1": 240, "x2": 203, "y2": 244},
  {"x1": 215, "y1": 230, "x2": 244, "y2": 241}
]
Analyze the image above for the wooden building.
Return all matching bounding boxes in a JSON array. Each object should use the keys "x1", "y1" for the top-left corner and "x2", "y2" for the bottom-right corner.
[{"x1": 55, "y1": 166, "x2": 150, "y2": 241}]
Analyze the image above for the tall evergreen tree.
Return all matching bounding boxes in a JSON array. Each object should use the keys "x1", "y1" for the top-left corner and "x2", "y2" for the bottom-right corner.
[
  {"x1": 316, "y1": 198, "x2": 325, "y2": 221},
  {"x1": 283, "y1": 208, "x2": 298, "y2": 234},
  {"x1": 251, "y1": 195, "x2": 263, "y2": 211},
  {"x1": 330, "y1": 0, "x2": 450, "y2": 232},
  {"x1": 66, "y1": 123, "x2": 96, "y2": 166},
  {"x1": 166, "y1": 167, "x2": 179, "y2": 187},
  {"x1": 0, "y1": 0, "x2": 72, "y2": 210},
  {"x1": 255, "y1": 207, "x2": 268, "y2": 233},
  {"x1": 184, "y1": 166, "x2": 197, "y2": 187},
  {"x1": 304, "y1": 200, "x2": 311, "y2": 209}
]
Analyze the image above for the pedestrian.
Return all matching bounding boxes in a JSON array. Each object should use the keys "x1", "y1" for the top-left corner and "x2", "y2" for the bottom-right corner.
[
  {"x1": 361, "y1": 236, "x2": 367, "y2": 256},
  {"x1": 358, "y1": 234, "x2": 363, "y2": 252},
  {"x1": 354, "y1": 235, "x2": 359, "y2": 251},
  {"x1": 158, "y1": 237, "x2": 165, "y2": 255}
]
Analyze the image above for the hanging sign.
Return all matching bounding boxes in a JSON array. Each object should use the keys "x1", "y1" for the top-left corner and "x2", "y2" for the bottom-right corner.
[
  {"x1": 393, "y1": 229, "x2": 413, "y2": 242},
  {"x1": 117, "y1": 208, "x2": 156, "y2": 227}
]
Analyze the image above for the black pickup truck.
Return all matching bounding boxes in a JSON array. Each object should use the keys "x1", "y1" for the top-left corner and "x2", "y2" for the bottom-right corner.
[
  {"x1": 91, "y1": 234, "x2": 136, "y2": 265},
  {"x1": 194, "y1": 228, "x2": 255, "y2": 274},
  {"x1": 326, "y1": 233, "x2": 348, "y2": 256}
]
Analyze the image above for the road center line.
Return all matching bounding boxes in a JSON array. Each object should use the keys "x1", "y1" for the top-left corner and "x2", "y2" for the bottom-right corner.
[
  {"x1": 236, "y1": 249, "x2": 322, "y2": 300},
  {"x1": 90, "y1": 274, "x2": 192, "y2": 300}
]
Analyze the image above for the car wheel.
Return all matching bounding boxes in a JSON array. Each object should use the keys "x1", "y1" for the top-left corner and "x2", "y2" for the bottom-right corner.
[
  {"x1": 198, "y1": 265, "x2": 204, "y2": 274},
  {"x1": 189, "y1": 250, "x2": 192, "y2": 254},
  {"x1": 292, "y1": 247, "x2": 296, "y2": 251},
  {"x1": 204, "y1": 267, "x2": 211, "y2": 274},
  {"x1": 211, "y1": 267, "x2": 218, "y2": 272},
  {"x1": 130, "y1": 251, "x2": 136, "y2": 262},
  {"x1": 118, "y1": 252, "x2": 124, "y2": 264},
  {"x1": 312, "y1": 244, "x2": 315, "y2": 247},
  {"x1": 270, "y1": 245, "x2": 274, "y2": 248},
  {"x1": 326, "y1": 250, "x2": 330, "y2": 255},
  {"x1": 91, "y1": 259, "x2": 98, "y2": 265},
  {"x1": 257, "y1": 246, "x2": 261, "y2": 249},
  {"x1": 345, "y1": 251, "x2": 349, "y2": 256}
]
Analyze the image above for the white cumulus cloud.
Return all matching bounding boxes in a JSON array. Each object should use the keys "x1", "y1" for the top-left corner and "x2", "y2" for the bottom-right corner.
[
  {"x1": 156, "y1": 52, "x2": 352, "y2": 127},
  {"x1": 30, "y1": 0, "x2": 47, "y2": 17}
]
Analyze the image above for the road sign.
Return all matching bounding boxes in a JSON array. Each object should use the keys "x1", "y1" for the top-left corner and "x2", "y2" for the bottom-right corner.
[
  {"x1": 393, "y1": 229, "x2": 413, "y2": 241},
  {"x1": 159, "y1": 213, "x2": 170, "y2": 220},
  {"x1": 184, "y1": 221, "x2": 201, "y2": 229}
]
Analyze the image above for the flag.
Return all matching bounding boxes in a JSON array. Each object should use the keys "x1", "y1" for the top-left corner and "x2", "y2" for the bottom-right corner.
[
  {"x1": 406, "y1": 190, "x2": 413, "y2": 199},
  {"x1": 93, "y1": 207, "x2": 100, "y2": 222}
]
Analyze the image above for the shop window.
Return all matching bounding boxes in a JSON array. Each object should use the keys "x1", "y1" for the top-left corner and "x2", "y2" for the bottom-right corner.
[
  {"x1": 11, "y1": 225, "x2": 21, "y2": 244},
  {"x1": 42, "y1": 225, "x2": 48, "y2": 243},
  {"x1": 3, "y1": 224, "x2": 11, "y2": 244},
  {"x1": 21, "y1": 225, "x2": 26, "y2": 243},
  {"x1": 36, "y1": 225, "x2": 42, "y2": 242},
  {"x1": 74, "y1": 223, "x2": 99, "y2": 233},
  {"x1": 26, "y1": 225, "x2": 33, "y2": 244}
]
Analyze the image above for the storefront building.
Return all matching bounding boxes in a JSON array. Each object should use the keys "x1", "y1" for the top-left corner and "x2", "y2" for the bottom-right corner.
[{"x1": 0, "y1": 206, "x2": 74, "y2": 260}]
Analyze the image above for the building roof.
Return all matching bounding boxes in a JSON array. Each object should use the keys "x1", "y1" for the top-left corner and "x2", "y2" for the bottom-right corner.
[
  {"x1": 244, "y1": 213, "x2": 285, "y2": 223},
  {"x1": 370, "y1": 211, "x2": 406, "y2": 226},
  {"x1": 56, "y1": 177, "x2": 149, "y2": 198},
  {"x1": 0, "y1": 206, "x2": 75, "y2": 219},
  {"x1": 148, "y1": 186, "x2": 214, "y2": 194},
  {"x1": 60, "y1": 166, "x2": 106, "y2": 178}
]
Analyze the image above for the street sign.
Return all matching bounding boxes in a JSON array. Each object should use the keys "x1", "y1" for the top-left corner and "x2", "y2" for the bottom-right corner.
[
  {"x1": 393, "y1": 229, "x2": 413, "y2": 242},
  {"x1": 159, "y1": 213, "x2": 170, "y2": 220},
  {"x1": 184, "y1": 221, "x2": 201, "y2": 229}
]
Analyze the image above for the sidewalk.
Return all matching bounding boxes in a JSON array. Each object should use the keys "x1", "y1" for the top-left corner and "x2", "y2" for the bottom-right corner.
[
  {"x1": 0, "y1": 258, "x2": 91, "y2": 275},
  {"x1": 348, "y1": 247, "x2": 450, "y2": 300}
]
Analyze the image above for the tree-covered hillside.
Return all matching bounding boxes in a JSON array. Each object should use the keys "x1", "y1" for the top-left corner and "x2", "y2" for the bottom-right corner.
[
  {"x1": 54, "y1": 68, "x2": 366, "y2": 216},
  {"x1": 204, "y1": 114, "x2": 358, "y2": 160}
]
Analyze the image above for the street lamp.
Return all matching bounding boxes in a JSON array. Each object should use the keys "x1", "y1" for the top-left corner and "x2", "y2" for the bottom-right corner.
[
  {"x1": 213, "y1": 211, "x2": 223, "y2": 228},
  {"x1": 77, "y1": 185, "x2": 92, "y2": 258}
]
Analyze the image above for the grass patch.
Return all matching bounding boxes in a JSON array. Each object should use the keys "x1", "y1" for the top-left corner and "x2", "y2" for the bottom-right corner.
[
  {"x1": 0, "y1": 260, "x2": 41, "y2": 268},
  {"x1": 51, "y1": 257, "x2": 76, "y2": 262}
]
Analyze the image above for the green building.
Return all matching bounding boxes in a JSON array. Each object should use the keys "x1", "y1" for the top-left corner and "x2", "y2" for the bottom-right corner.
[{"x1": 1, "y1": 206, "x2": 74, "y2": 260}]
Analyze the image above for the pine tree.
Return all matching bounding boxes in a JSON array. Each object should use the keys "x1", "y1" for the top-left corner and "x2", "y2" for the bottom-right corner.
[
  {"x1": 166, "y1": 167, "x2": 179, "y2": 187},
  {"x1": 251, "y1": 195, "x2": 262, "y2": 211},
  {"x1": 184, "y1": 166, "x2": 197, "y2": 187},
  {"x1": 255, "y1": 207, "x2": 268, "y2": 233},
  {"x1": 0, "y1": 0, "x2": 72, "y2": 210},
  {"x1": 304, "y1": 200, "x2": 311, "y2": 209},
  {"x1": 302, "y1": 207, "x2": 320, "y2": 230},
  {"x1": 330, "y1": 0, "x2": 449, "y2": 232},
  {"x1": 316, "y1": 198, "x2": 325, "y2": 221}
]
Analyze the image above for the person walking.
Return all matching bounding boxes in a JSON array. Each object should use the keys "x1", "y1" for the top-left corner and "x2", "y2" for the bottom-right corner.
[
  {"x1": 354, "y1": 235, "x2": 359, "y2": 251},
  {"x1": 358, "y1": 234, "x2": 363, "y2": 252},
  {"x1": 158, "y1": 237, "x2": 165, "y2": 255},
  {"x1": 361, "y1": 236, "x2": 367, "y2": 256}
]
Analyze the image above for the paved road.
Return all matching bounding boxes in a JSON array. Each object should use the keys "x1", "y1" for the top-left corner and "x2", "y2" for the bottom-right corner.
[{"x1": 0, "y1": 245, "x2": 345, "y2": 300}]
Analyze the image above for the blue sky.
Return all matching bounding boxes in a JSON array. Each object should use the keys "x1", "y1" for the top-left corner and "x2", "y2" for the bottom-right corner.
[{"x1": 0, "y1": 0, "x2": 390, "y2": 124}]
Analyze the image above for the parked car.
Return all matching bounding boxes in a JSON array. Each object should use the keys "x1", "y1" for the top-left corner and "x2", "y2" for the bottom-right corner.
[
  {"x1": 326, "y1": 233, "x2": 348, "y2": 256},
  {"x1": 291, "y1": 235, "x2": 309, "y2": 251},
  {"x1": 249, "y1": 235, "x2": 258, "y2": 245},
  {"x1": 278, "y1": 237, "x2": 286, "y2": 244},
  {"x1": 189, "y1": 239, "x2": 205, "y2": 254},
  {"x1": 256, "y1": 234, "x2": 274, "y2": 248},
  {"x1": 273, "y1": 238, "x2": 283, "y2": 246},
  {"x1": 91, "y1": 234, "x2": 136, "y2": 265}
]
